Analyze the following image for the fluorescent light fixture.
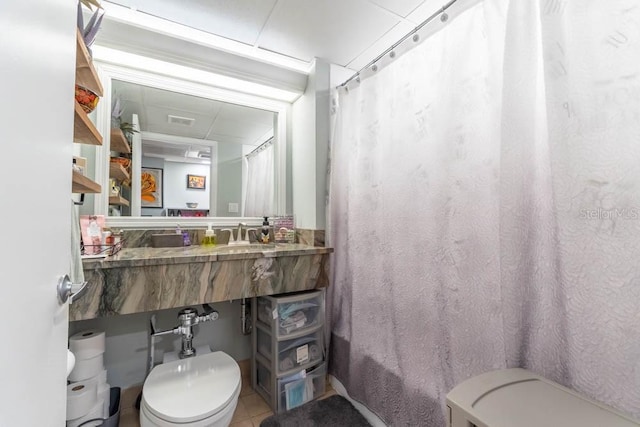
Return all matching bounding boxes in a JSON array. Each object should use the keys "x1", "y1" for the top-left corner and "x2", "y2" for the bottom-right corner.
[
  {"x1": 102, "y1": 2, "x2": 312, "y2": 74},
  {"x1": 92, "y1": 46, "x2": 302, "y2": 103}
]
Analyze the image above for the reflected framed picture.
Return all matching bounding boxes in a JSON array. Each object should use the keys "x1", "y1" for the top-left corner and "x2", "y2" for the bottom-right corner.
[
  {"x1": 187, "y1": 174, "x2": 206, "y2": 190},
  {"x1": 141, "y1": 167, "x2": 163, "y2": 208}
]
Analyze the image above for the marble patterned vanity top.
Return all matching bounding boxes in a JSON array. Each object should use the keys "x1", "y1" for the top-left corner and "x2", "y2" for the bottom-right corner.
[
  {"x1": 71, "y1": 242, "x2": 332, "y2": 320},
  {"x1": 83, "y1": 243, "x2": 333, "y2": 269}
]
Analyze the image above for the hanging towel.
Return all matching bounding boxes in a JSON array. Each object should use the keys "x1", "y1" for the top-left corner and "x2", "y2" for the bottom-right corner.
[{"x1": 70, "y1": 200, "x2": 85, "y2": 284}]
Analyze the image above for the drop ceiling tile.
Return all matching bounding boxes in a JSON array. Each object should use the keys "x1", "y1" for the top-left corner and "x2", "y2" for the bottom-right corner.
[
  {"x1": 365, "y1": 0, "x2": 429, "y2": 18},
  {"x1": 406, "y1": 0, "x2": 449, "y2": 24},
  {"x1": 210, "y1": 117, "x2": 272, "y2": 140},
  {"x1": 110, "y1": 67, "x2": 273, "y2": 146},
  {"x1": 205, "y1": 133, "x2": 247, "y2": 145},
  {"x1": 112, "y1": 81, "x2": 143, "y2": 104},
  {"x1": 145, "y1": 106, "x2": 214, "y2": 138},
  {"x1": 217, "y1": 104, "x2": 275, "y2": 125},
  {"x1": 142, "y1": 86, "x2": 223, "y2": 116},
  {"x1": 105, "y1": 0, "x2": 278, "y2": 45},
  {"x1": 258, "y1": 0, "x2": 402, "y2": 66},
  {"x1": 346, "y1": 20, "x2": 415, "y2": 70}
]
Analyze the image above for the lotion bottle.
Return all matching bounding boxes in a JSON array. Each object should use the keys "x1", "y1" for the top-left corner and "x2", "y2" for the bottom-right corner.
[{"x1": 261, "y1": 216, "x2": 270, "y2": 244}]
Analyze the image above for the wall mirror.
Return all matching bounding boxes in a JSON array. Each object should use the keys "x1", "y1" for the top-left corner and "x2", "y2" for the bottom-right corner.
[{"x1": 89, "y1": 61, "x2": 290, "y2": 228}]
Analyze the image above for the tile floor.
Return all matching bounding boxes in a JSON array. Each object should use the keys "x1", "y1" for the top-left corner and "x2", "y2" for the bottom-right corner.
[{"x1": 118, "y1": 360, "x2": 337, "y2": 427}]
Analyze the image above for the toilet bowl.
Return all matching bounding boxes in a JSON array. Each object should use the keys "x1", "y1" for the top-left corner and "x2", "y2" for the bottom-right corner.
[{"x1": 140, "y1": 351, "x2": 241, "y2": 427}]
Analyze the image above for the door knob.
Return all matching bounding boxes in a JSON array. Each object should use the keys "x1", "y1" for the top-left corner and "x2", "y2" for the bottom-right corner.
[{"x1": 57, "y1": 274, "x2": 88, "y2": 304}]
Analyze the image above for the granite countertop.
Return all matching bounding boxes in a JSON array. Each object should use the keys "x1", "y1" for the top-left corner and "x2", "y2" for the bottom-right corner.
[{"x1": 82, "y1": 243, "x2": 333, "y2": 269}]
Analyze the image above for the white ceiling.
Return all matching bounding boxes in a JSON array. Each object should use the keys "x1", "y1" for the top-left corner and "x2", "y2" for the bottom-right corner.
[
  {"x1": 112, "y1": 80, "x2": 275, "y2": 160},
  {"x1": 104, "y1": 0, "x2": 443, "y2": 71}
]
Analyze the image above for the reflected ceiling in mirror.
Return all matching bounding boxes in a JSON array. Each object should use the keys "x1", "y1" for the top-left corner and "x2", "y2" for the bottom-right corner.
[
  {"x1": 113, "y1": 80, "x2": 275, "y2": 144},
  {"x1": 110, "y1": 80, "x2": 276, "y2": 218}
]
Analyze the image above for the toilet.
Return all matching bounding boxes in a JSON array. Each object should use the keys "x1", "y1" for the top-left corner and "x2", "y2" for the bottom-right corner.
[{"x1": 140, "y1": 351, "x2": 241, "y2": 427}]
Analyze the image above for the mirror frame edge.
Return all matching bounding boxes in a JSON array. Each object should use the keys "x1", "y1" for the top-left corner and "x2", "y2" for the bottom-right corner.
[{"x1": 93, "y1": 61, "x2": 291, "y2": 228}]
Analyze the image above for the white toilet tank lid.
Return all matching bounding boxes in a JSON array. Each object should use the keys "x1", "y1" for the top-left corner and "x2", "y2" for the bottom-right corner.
[
  {"x1": 446, "y1": 368, "x2": 640, "y2": 427},
  {"x1": 143, "y1": 351, "x2": 241, "y2": 424}
]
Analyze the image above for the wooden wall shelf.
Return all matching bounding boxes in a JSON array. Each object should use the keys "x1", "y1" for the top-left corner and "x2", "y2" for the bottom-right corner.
[
  {"x1": 72, "y1": 28, "x2": 103, "y2": 199},
  {"x1": 75, "y1": 29, "x2": 103, "y2": 96},
  {"x1": 109, "y1": 163, "x2": 130, "y2": 182},
  {"x1": 110, "y1": 128, "x2": 131, "y2": 153},
  {"x1": 74, "y1": 102, "x2": 102, "y2": 146},
  {"x1": 109, "y1": 195, "x2": 130, "y2": 207},
  {"x1": 72, "y1": 171, "x2": 101, "y2": 194}
]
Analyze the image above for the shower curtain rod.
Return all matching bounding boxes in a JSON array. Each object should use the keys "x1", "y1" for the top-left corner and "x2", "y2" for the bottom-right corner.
[
  {"x1": 246, "y1": 137, "x2": 273, "y2": 158},
  {"x1": 338, "y1": 0, "x2": 459, "y2": 88}
]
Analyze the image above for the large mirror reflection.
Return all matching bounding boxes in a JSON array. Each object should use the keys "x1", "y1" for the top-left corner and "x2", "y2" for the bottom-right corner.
[{"x1": 109, "y1": 80, "x2": 276, "y2": 218}]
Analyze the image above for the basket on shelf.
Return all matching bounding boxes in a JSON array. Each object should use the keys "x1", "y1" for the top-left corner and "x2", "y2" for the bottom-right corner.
[{"x1": 75, "y1": 84, "x2": 100, "y2": 113}]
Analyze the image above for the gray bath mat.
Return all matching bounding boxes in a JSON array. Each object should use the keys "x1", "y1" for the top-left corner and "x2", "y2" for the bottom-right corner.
[{"x1": 260, "y1": 395, "x2": 372, "y2": 427}]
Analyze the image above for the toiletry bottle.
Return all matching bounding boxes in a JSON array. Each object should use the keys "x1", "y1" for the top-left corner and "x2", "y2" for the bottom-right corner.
[
  {"x1": 176, "y1": 224, "x2": 191, "y2": 246},
  {"x1": 202, "y1": 224, "x2": 216, "y2": 246},
  {"x1": 261, "y1": 216, "x2": 270, "y2": 244}
]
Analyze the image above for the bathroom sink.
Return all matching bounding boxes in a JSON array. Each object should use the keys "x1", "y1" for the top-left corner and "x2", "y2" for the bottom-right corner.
[{"x1": 151, "y1": 234, "x2": 184, "y2": 248}]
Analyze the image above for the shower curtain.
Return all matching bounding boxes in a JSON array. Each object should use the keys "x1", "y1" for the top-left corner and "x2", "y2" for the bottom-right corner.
[
  {"x1": 244, "y1": 143, "x2": 274, "y2": 217},
  {"x1": 328, "y1": 0, "x2": 640, "y2": 425}
]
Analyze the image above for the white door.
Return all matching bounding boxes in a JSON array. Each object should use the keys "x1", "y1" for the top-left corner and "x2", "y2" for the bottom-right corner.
[{"x1": 0, "y1": 0, "x2": 77, "y2": 425}]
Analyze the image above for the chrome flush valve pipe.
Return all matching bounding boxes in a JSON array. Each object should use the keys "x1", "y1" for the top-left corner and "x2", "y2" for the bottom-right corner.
[{"x1": 152, "y1": 304, "x2": 219, "y2": 359}]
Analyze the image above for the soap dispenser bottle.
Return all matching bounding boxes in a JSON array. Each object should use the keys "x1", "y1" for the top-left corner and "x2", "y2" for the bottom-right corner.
[
  {"x1": 202, "y1": 224, "x2": 216, "y2": 246},
  {"x1": 261, "y1": 216, "x2": 270, "y2": 244}
]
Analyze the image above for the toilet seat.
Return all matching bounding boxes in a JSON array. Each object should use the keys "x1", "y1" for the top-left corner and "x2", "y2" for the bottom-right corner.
[{"x1": 141, "y1": 351, "x2": 241, "y2": 425}]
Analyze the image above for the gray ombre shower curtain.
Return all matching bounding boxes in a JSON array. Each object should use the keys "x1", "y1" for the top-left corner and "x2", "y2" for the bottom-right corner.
[{"x1": 328, "y1": 0, "x2": 640, "y2": 425}]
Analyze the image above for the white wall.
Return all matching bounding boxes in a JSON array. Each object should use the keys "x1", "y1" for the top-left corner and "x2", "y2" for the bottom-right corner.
[
  {"x1": 164, "y1": 161, "x2": 210, "y2": 210},
  {"x1": 314, "y1": 60, "x2": 330, "y2": 230},
  {"x1": 217, "y1": 142, "x2": 243, "y2": 217},
  {"x1": 329, "y1": 64, "x2": 354, "y2": 90},
  {"x1": 292, "y1": 63, "x2": 319, "y2": 229},
  {"x1": 141, "y1": 157, "x2": 211, "y2": 215},
  {"x1": 69, "y1": 301, "x2": 252, "y2": 389},
  {"x1": 292, "y1": 59, "x2": 335, "y2": 230}
]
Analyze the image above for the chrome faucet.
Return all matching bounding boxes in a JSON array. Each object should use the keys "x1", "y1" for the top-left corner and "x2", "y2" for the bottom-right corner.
[
  {"x1": 223, "y1": 223, "x2": 254, "y2": 245},
  {"x1": 236, "y1": 222, "x2": 247, "y2": 242}
]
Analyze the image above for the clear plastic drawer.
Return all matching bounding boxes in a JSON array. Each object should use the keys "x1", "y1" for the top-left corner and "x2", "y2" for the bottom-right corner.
[
  {"x1": 257, "y1": 326, "x2": 324, "y2": 374},
  {"x1": 277, "y1": 362, "x2": 326, "y2": 412},
  {"x1": 257, "y1": 290, "x2": 324, "y2": 338}
]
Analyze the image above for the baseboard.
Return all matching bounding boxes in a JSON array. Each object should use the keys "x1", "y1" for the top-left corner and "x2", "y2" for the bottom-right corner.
[{"x1": 328, "y1": 375, "x2": 387, "y2": 427}]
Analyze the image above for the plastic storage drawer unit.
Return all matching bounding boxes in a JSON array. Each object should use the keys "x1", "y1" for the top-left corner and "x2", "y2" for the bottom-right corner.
[
  {"x1": 252, "y1": 289, "x2": 326, "y2": 414},
  {"x1": 446, "y1": 368, "x2": 640, "y2": 427}
]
